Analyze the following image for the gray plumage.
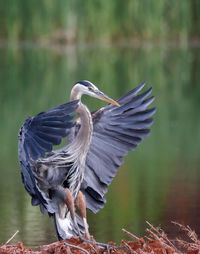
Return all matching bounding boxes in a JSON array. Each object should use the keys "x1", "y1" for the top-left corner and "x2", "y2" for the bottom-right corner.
[{"x1": 18, "y1": 81, "x2": 155, "y2": 240}]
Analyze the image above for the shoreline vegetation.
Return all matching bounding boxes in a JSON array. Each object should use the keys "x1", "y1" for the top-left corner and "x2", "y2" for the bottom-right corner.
[
  {"x1": 0, "y1": 222, "x2": 199, "y2": 254},
  {"x1": 1, "y1": 36, "x2": 200, "y2": 53},
  {"x1": 1, "y1": 1, "x2": 200, "y2": 44}
]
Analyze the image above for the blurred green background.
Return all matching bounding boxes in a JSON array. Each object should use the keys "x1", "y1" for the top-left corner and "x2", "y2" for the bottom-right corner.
[
  {"x1": 0, "y1": 0, "x2": 200, "y2": 248},
  {"x1": 0, "y1": 0, "x2": 200, "y2": 42}
]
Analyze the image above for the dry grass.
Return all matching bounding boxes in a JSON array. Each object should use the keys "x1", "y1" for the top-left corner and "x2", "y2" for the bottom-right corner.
[{"x1": 0, "y1": 222, "x2": 199, "y2": 254}]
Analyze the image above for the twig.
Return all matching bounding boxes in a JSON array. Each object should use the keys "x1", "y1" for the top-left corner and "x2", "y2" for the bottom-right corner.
[
  {"x1": 146, "y1": 228, "x2": 168, "y2": 254},
  {"x1": 4, "y1": 230, "x2": 19, "y2": 245},
  {"x1": 88, "y1": 243, "x2": 98, "y2": 254},
  {"x1": 63, "y1": 242, "x2": 89, "y2": 254},
  {"x1": 80, "y1": 236, "x2": 125, "y2": 251},
  {"x1": 146, "y1": 221, "x2": 180, "y2": 253},
  {"x1": 121, "y1": 240, "x2": 135, "y2": 254},
  {"x1": 122, "y1": 228, "x2": 140, "y2": 241},
  {"x1": 144, "y1": 235, "x2": 153, "y2": 241},
  {"x1": 172, "y1": 221, "x2": 199, "y2": 243}
]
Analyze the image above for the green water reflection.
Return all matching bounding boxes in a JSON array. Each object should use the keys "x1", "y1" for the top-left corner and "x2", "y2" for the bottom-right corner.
[{"x1": 0, "y1": 44, "x2": 200, "y2": 247}]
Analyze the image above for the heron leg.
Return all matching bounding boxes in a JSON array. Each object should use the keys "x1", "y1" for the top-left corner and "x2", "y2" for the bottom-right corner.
[
  {"x1": 76, "y1": 191, "x2": 90, "y2": 239},
  {"x1": 75, "y1": 192, "x2": 124, "y2": 251},
  {"x1": 65, "y1": 188, "x2": 81, "y2": 237}
]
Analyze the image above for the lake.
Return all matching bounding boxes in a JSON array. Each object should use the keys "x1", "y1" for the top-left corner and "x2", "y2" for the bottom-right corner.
[{"x1": 0, "y1": 42, "x2": 200, "y2": 247}]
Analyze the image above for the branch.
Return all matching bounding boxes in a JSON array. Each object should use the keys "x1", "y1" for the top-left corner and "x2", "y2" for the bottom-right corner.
[{"x1": 3, "y1": 230, "x2": 19, "y2": 246}]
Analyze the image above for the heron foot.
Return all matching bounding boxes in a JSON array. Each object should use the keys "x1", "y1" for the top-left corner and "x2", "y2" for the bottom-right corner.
[
  {"x1": 83, "y1": 217, "x2": 90, "y2": 240},
  {"x1": 79, "y1": 236, "x2": 124, "y2": 253}
]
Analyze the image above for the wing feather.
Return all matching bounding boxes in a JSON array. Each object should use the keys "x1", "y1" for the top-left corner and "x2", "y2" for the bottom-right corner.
[
  {"x1": 18, "y1": 100, "x2": 79, "y2": 208},
  {"x1": 79, "y1": 83, "x2": 155, "y2": 213}
]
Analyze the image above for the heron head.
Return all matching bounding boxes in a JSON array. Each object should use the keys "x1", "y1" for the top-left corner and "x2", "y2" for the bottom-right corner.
[{"x1": 75, "y1": 80, "x2": 120, "y2": 106}]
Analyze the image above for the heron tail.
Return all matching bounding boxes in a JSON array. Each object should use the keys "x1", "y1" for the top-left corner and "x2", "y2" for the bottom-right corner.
[{"x1": 53, "y1": 212, "x2": 85, "y2": 240}]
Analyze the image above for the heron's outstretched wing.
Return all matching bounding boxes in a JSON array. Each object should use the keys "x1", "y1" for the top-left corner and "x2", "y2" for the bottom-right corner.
[
  {"x1": 81, "y1": 83, "x2": 156, "y2": 213},
  {"x1": 18, "y1": 100, "x2": 78, "y2": 206}
]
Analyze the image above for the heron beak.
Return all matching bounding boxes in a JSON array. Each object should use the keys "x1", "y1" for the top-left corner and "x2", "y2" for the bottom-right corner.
[{"x1": 94, "y1": 90, "x2": 120, "y2": 107}]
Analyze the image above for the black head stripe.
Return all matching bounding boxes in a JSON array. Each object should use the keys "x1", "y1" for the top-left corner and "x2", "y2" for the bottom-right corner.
[{"x1": 76, "y1": 80, "x2": 93, "y2": 88}]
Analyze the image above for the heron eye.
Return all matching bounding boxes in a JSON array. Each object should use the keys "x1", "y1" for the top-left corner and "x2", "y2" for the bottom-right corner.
[{"x1": 88, "y1": 87, "x2": 92, "y2": 91}]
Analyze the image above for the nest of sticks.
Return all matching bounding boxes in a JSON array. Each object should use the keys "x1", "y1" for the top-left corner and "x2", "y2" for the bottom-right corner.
[{"x1": 0, "y1": 222, "x2": 199, "y2": 254}]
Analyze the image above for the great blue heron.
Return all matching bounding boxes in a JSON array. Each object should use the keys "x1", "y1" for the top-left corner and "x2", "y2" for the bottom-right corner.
[{"x1": 18, "y1": 80, "x2": 155, "y2": 241}]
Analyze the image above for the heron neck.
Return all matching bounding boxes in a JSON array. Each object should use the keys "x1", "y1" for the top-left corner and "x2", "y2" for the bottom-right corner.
[
  {"x1": 70, "y1": 85, "x2": 83, "y2": 101},
  {"x1": 76, "y1": 102, "x2": 93, "y2": 148},
  {"x1": 70, "y1": 88, "x2": 93, "y2": 155},
  {"x1": 67, "y1": 87, "x2": 93, "y2": 198}
]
